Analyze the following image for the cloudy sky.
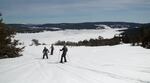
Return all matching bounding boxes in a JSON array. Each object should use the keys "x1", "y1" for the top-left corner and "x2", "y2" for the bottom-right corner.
[{"x1": 0, "y1": 0, "x2": 150, "y2": 24}]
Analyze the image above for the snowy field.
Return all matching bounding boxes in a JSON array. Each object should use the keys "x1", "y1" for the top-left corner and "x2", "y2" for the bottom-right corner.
[
  {"x1": 14, "y1": 28, "x2": 123, "y2": 46},
  {"x1": 0, "y1": 28, "x2": 150, "y2": 83}
]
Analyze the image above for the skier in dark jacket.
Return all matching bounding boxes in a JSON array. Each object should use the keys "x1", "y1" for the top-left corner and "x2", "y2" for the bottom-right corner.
[
  {"x1": 60, "y1": 45, "x2": 68, "y2": 63},
  {"x1": 43, "y1": 47, "x2": 49, "y2": 59},
  {"x1": 50, "y1": 44, "x2": 54, "y2": 55}
]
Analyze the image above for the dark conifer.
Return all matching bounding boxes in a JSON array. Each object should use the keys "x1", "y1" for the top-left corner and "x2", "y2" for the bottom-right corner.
[{"x1": 0, "y1": 14, "x2": 24, "y2": 58}]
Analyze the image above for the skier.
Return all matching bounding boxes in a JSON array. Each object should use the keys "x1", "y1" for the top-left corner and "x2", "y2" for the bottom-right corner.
[
  {"x1": 60, "y1": 45, "x2": 68, "y2": 63},
  {"x1": 42, "y1": 47, "x2": 49, "y2": 59},
  {"x1": 50, "y1": 44, "x2": 54, "y2": 55}
]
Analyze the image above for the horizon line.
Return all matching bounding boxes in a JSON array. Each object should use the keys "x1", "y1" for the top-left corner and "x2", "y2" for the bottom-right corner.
[{"x1": 6, "y1": 21, "x2": 150, "y2": 25}]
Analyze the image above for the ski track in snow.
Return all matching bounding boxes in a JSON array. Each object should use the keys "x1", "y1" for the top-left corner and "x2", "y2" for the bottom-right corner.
[{"x1": 63, "y1": 63, "x2": 150, "y2": 83}]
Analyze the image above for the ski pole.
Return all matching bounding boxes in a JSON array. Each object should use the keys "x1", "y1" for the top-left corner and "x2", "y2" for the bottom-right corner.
[
  {"x1": 66, "y1": 53, "x2": 70, "y2": 62},
  {"x1": 58, "y1": 50, "x2": 61, "y2": 62}
]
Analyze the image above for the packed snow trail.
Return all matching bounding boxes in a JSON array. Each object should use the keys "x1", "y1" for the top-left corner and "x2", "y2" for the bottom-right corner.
[{"x1": 0, "y1": 44, "x2": 150, "y2": 83}]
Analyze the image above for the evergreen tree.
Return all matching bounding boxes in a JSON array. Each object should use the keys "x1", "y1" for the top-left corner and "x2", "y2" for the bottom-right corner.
[
  {"x1": 0, "y1": 14, "x2": 24, "y2": 58},
  {"x1": 141, "y1": 24, "x2": 150, "y2": 48},
  {"x1": 121, "y1": 23, "x2": 150, "y2": 48}
]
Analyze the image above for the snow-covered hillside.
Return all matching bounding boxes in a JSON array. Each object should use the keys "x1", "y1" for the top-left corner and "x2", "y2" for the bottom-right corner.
[
  {"x1": 0, "y1": 29, "x2": 150, "y2": 83},
  {"x1": 15, "y1": 28, "x2": 123, "y2": 46}
]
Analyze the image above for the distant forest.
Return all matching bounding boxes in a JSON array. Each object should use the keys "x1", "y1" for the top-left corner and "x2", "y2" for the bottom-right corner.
[{"x1": 7, "y1": 22, "x2": 142, "y2": 33}]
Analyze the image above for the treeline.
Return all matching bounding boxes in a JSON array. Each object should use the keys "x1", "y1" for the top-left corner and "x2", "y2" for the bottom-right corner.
[
  {"x1": 55, "y1": 36, "x2": 121, "y2": 46},
  {"x1": 121, "y1": 24, "x2": 150, "y2": 48},
  {"x1": 25, "y1": 22, "x2": 142, "y2": 29},
  {"x1": 14, "y1": 28, "x2": 60, "y2": 33},
  {"x1": 7, "y1": 24, "x2": 60, "y2": 33},
  {"x1": 7, "y1": 22, "x2": 142, "y2": 33}
]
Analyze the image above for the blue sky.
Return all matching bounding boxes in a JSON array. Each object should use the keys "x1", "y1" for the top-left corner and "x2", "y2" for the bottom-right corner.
[{"x1": 0, "y1": 0, "x2": 150, "y2": 24}]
